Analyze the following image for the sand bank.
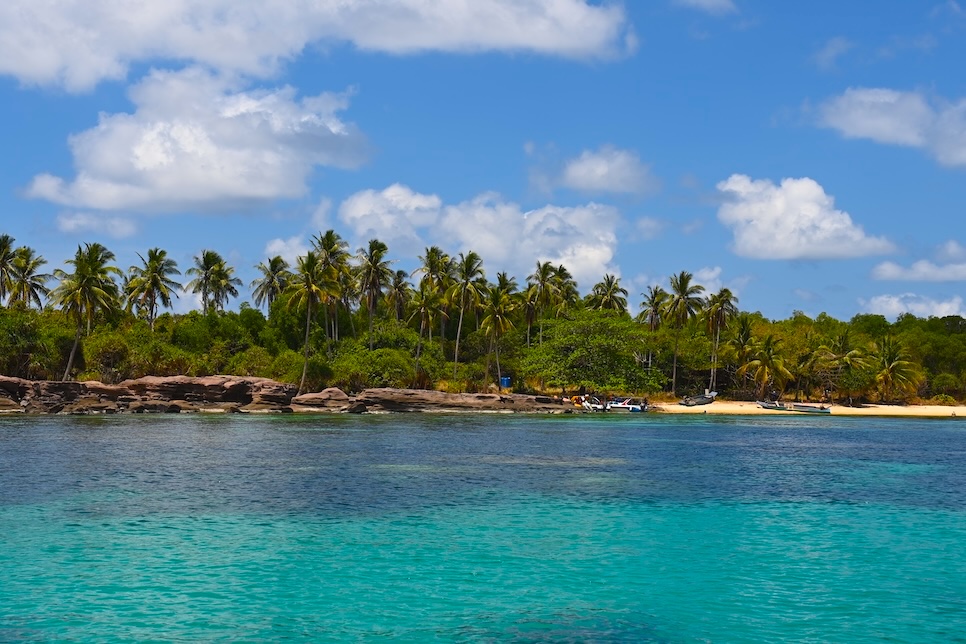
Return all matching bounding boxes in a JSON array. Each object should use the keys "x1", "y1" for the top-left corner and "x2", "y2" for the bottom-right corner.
[{"x1": 652, "y1": 400, "x2": 964, "y2": 418}]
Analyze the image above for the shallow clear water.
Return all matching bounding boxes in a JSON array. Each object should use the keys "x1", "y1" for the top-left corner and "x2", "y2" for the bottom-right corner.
[{"x1": 2, "y1": 413, "x2": 965, "y2": 641}]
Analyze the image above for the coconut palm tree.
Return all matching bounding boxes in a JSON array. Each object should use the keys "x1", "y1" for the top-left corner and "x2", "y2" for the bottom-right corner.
[
  {"x1": 50, "y1": 243, "x2": 123, "y2": 380},
  {"x1": 587, "y1": 274, "x2": 628, "y2": 313},
  {"x1": 449, "y1": 251, "x2": 485, "y2": 380},
  {"x1": 552, "y1": 264, "x2": 579, "y2": 316},
  {"x1": 871, "y1": 335, "x2": 922, "y2": 402},
  {"x1": 480, "y1": 283, "x2": 516, "y2": 389},
  {"x1": 251, "y1": 255, "x2": 291, "y2": 311},
  {"x1": 705, "y1": 287, "x2": 739, "y2": 392},
  {"x1": 527, "y1": 261, "x2": 556, "y2": 344},
  {"x1": 819, "y1": 330, "x2": 869, "y2": 404},
  {"x1": 286, "y1": 252, "x2": 338, "y2": 394},
  {"x1": 312, "y1": 230, "x2": 351, "y2": 340},
  {"x1": 636, "y1": 285, "x2": 668, "y2": 369},
  {"x1": 127, "y1": 248, "x2": 182, "y2": 330},
  {"x1": 7, "y1": 246, "x2": 51, "y2": 309},
  {"x1": 209, "y1": 260, "x2": 242, "y2": 312},
  {"x1": 0, "y1": 234, "x2": 16, "y2": 302},
  {"x1": 385, "y1": 269, "x2": 412, "y2": 321},
  {"x1": 408, "y1": 281, "x2": 447, "y2": 381},
  {"x1": 357, "y1": 239, "x2": 393, "y2": 350},
  {"x1": 186, "y1": 249, "x2": 223, "y2": 314},
  {"x1": 663, "y1": 271, "x2": 706, "y2": 395},
  {"x1": 738, "y1": 333, "x2": 794, "y2": 399}
]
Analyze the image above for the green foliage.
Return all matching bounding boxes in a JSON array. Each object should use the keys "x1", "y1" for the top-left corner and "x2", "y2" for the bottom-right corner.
[{"x1": 330, "y1": 341, "x2": 414, "y2": 391}]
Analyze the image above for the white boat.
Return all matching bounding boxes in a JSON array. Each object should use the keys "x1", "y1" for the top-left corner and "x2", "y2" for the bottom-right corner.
[
  {"x1": 607, "y1": 398, "x2": 648, "y2": 412},
  {"x1": 581, "y1": 396, "x2": 607, "y2": 412}
]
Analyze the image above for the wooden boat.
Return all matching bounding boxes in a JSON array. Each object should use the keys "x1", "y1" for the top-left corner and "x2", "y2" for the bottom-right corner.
[{"x1": 757, "y1": 400, "x2": 787, "y2": 410}]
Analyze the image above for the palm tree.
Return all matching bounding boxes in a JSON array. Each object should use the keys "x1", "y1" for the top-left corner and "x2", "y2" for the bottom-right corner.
[
  {"x1": 480, "y1": 283, "x2": 516, "y2": 390},
  {"x1": 186, "y1": 249, "x2": 223, "y2": 314},
  {"x1": 251, "y1": 255, "x2": 291, "y2": 311},
  {"x1": 587, "y1": 274, "x2": 628, "y2": 312},
  {"x1": 385, "y1": 269, "x2": 412, "y2": 321},
  {"x1": 286, "y1": 252, "x2": 337, "y2": 395},
  {"x1": 50, "y1": 243, "x2": 123, "y2": 380},
  {"x1": 210, "y1": 260, "x2": 242, "y2": 312},
  {"x1": 127, "y1": 248, "x2": 182, "y2": 330},
  {"x1": 7, "y1": 246, "x2": 51, "y2": 309},
  {"x1": 449, "y1": 251, "x2": 485, "y2": 380},
  {"x1": 663, "y1": 271, "x2": 706, "y2": 395},
  {"x1": 552, "y1": 264, "x2": 579, "y2": 316},
  {"x1": 313, "y1": 230, "x2": 351, "y2": 340},
  {"x1": 725, "y1": 313, "x2": 756, "y2": 393},
  {"x1": 357, "y1": 239, "x2": 393, "y2": 350},
  {"x1": 819, "y1": 330, "x2": 868, "y2": 404},
  {"x1": 871, "y1": 335, "x2": 922, "y2": 402},
  {"x1": 636, "y1": 285, "x2": 668, "y2": 369},
  {"x1": 705, "y1": 287, "x2": 739, "y2": 392},
  {"x1": 738, "y1": 334, "x2": 793, "y2": 399},
  {"x1": 0, "y1": 234, "x2": 17, "y2": 303},
  {"x1": 527, "y1": 261, "x2": 556, "y2": 344}
]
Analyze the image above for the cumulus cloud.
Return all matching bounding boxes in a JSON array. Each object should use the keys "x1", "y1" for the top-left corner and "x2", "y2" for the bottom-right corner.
[
  {"x1": 716, "y1": 174, "x2": 894, "y2": 259},
  {"x1": 0, "y1": 0, "x2": 633, "y2": 91},
  {"x1": 861, "y1": 293, "x2": 966, "y2": 319},
  {"x1": 26, "y1": 68, "x2": 365, "y2": 212},
  {"x1": 334, "y1": 184, "x2": 620, "y2": 288},
  {"x1": 818, "y1": 87, "x2": 966, "y2": 166},
  {"x1": 938, "y1": 239, "x2": 966, "y2": 262},
  {"x1": 559, "y1": 146, "x2": 659, "y2": 194},
  {"x1": 264, "y1": 236, "x2": 310, "y2": 265},
  {"x1": 56, "y1": 212, "x2": 138, "y2": 238},
  {"x1": 672, "y1": 0, "x2": 738, "y2": 15}
]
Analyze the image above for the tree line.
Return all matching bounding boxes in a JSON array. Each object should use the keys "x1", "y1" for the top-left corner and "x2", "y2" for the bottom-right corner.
[{"x1": 0, "y1": 231, "x2": 962, "y2": 404}]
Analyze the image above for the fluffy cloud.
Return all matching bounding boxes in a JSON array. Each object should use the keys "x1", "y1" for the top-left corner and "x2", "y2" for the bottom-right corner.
[
  {"x1": 334, "y1": 184, "x2": 620, "y2": 288},
  {"x1": 818, "y1": 87, "x2": 966, "y2": 166},
  {"x1": 0, "y1": 0, "x2": 633, "y2": 91},
  {"x1": 559, "y1": 147, "x2": 659, "y2": 194},
  {"x1": 56, "y1": 212, "x2": 138, "y2": 238},
  {"x1": 672, "y1": 0, "x2": 738, "y2": 15},
  {"x1": 872, "y1": 260, "x2": 966, "y2": 281},
  {"x1": 716, "y1": 174, "x2": 894, "y2": 259},
  {"x1": 27, "y1": 68, "x2": 365, "y2": 212},
  {"x1": 264, "y1": 236, "x2": 310, "y2": 265},
  {"x1": 812, "y1": 37, "x2": 853, "y2": 70},
  {"x1": 861, "y1": 293, "x2": 966, "y2": 319},
  {"x1": 938, "y1": 240, "x2": 966, "y2": 262}
]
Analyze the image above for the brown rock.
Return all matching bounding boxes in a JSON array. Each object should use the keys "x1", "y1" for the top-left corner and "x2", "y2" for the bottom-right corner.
[{"x1": 354, "y1": 388, "x2": 565, "y2": 413}]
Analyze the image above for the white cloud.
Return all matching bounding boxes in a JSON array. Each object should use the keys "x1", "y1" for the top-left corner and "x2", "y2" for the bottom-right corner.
[
  {"x1": 265, "y1": 236, "x2": 309, "y2": 265},
  {"x1": 694, "y1": 266, "x2": 723, "y2": 294},
  {"x1": 636, "y1": 217, "x2": 666, "y2": 240},
  {"x1": 872, "y1": 260, "x2": 966, "y2": 281},
  {"x1": 818, "y1": 87, "x2": 966, "y2": 166},
  {"x1": 56, "y1": 212, "x2": 137, "y2": 238},
  {"x1": 716, "y1": 174, "x2": 894, "y2": 259},
  {"x1": 0, "y1": 0, "x2": 633, "y2": 92},
  {"x1": 861, "y1": 293, "x2": 966, "y2": 319},
  {"x1": 938, "y1": 239, "x2": 966, "y2": 262},
  {"x1": 812, "y1": 37, "x2": 853, "y2": 70},
  {"x1": 310, "y1": 198, "x2": 334, "y2": 232},
  {"x1": 26, "y1": 68, "x2": 365, "y2": 212},
  {"x1": 338, "y1": 183, "x2": 443, "y2": 256},
  {"x1": 672, "y1": 0, "x2": 738, "y2": 15},
  {"x1": 559, "y1": 146, "x2": 659, "y2": 194}
]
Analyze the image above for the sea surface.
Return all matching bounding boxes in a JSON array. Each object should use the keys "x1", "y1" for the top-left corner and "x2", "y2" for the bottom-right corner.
[{"x1": 1, "y1": 412, "x2": 965, "y2": 642}]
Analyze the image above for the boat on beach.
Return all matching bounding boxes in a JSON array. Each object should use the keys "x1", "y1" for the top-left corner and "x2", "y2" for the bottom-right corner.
[
  {"x1": 607, "y1": 398, "x2": 649, "y2": 412},
  {"x1": 757, "y1": 400, "x2": 787, "y2": 411},
  {"x1": 680, "y1": 391, "x2": 718, "y2": 407},
  {"x1": 788, "y1": 403, "x2": 831, "y2": 414}
]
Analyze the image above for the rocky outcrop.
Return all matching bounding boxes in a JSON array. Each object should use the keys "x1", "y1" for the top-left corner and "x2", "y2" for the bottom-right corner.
[{"x1": 0, "y1": 376, "x2": 570, "y2": 415}]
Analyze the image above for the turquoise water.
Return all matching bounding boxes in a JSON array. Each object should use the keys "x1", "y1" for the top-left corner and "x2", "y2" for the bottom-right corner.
[{"x1": 2, "y1": 414, "x2": 965, "y2": 641}]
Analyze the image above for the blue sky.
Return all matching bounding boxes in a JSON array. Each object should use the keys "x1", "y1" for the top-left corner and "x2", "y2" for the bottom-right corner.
[{"x1": 2, "y1": 0, "x2": 965, "y2": 321}]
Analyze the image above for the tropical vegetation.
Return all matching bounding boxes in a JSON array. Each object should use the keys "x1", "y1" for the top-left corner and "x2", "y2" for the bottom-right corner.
[{"x1": 0, "y1": 230, "x2": 960, "y2": 406}]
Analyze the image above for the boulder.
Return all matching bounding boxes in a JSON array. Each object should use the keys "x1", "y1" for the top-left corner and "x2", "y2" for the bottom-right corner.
[
  {"x1": 292, "y1": 387, "x2": 351, "y2": 408},
  {"x1": 354, "y1": 388, "x2": 566, "y2": 413}
]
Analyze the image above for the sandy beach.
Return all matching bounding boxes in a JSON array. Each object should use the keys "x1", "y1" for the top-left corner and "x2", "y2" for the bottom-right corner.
[{"x1": 652, "y1": 400, "x2": 965, "y2": 418}]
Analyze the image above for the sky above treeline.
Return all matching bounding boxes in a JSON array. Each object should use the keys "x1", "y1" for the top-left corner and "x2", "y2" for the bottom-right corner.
[{"x1": 1, "y1": 0, "x2": 965, "y2": 320}]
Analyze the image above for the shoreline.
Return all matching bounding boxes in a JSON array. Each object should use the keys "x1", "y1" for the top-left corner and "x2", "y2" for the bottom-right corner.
[{"x1": 652, "y1": 400, "x2": 964, "y2": 418}]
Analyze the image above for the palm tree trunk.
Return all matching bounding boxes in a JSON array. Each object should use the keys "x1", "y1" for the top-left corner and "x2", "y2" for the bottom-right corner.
[
  {"x1": 298, "y1": 300, "x2": 313, "y2": 395},
  {"x1": 63, "y1": 324, "x2": 82, "y2": 381},
  {"x1": 453, "y1": 292, "x2": 466, "y2": 381},
  {"x1": 368, "y1": 299, "x2": 375, "y2": 351},
  {"x1": 672, "y1": 332, "x2": 680, "y2": 396},
  {"x1": 495, "y1": 341, "x2": 502, "y2": 391}
]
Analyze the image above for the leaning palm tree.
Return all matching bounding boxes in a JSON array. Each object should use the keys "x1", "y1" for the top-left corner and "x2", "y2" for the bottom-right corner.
[
  {"x1": 587, "y1": 274, "x2": 628, "y2": 313},
  {"x1": 7, "y1": 246, "x2": 51, "y2": 309},
  {"x1": 357, "y1": 239, "x2": 393, "y2": 351},
  {"x1": 0, "y1": 234, "x2": 16, "y2": 302},
  {"x1": 50, "y1": 243, "x2": 123, "y2": 380},
  {"x1": 127, "y1": 248, "x2": 182, "y2": 330},
  {"x1": 251, "y1": 255, "x2": 291, "y2": 311},
  {"x1": 286, "y1": 252, "x2": 337, "y2": 395},
  {"x1": 871, "y1": 335, "x2": 922, "y2": 402},
  {"x1": 449, "y1": 251, "x2": 485, "y2": 380},
  {"x1": 704, "y1": 287, "x2": 739, "y2": 392},
  {"x1": 480, "y1": 283, "x2": 517, "y2": 390},
  {"x1": 738, "y1": 334, "x2": 794, "y2": 400},
  {"x1": 663, "y1": 271, "x2": 706, "y2": 395}
]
